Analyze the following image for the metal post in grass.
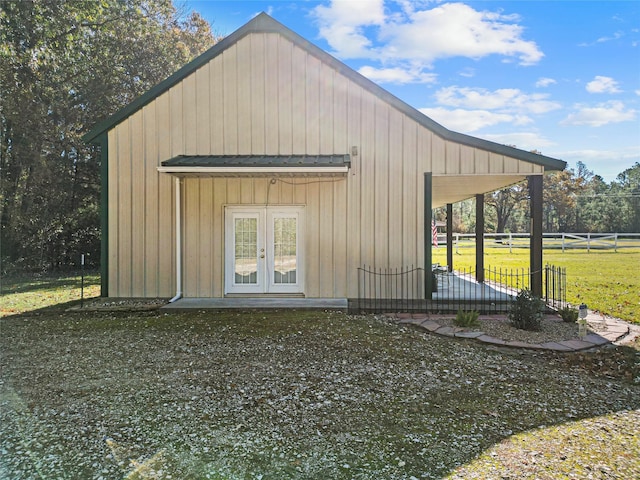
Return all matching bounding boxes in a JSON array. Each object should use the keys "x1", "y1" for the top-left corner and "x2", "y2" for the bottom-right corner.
[{"x1": 80, "y1": 254, "x2": 85, "y2": 308}]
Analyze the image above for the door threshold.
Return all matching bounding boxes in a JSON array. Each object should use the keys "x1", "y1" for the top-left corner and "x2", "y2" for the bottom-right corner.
[{"x1": 225, "y1": 293, "x2": 306, "y2": 298}]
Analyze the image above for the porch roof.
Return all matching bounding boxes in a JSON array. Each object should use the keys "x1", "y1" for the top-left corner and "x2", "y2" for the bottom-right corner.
[{"x1": 158, "y1": 154, "x2": 351, "y2": 177}]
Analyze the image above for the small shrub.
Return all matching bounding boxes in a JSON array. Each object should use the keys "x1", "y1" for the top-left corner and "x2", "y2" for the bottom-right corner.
[
  {"x1": 559, "y1": 306, "x2": 579, "y2": 323},
  {"x1": 454, "y1": 309, "x2": 480, "y2": 328},
  {"x1": 509, "y1": 289, "x2": 544, "y2": 331}
]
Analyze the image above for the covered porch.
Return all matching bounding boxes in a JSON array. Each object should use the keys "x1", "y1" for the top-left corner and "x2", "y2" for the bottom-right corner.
[{"x1": 424, "y1": 171, "x2": 546, "y2": 300}]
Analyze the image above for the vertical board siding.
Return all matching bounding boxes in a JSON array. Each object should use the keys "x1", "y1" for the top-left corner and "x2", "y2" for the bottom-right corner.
[
  {"x1": 169, "y1": 83, "x2": 184, "y2": 157},
  {"x1": 250, "y1": 34, "x2": 266, "y2": 154},
  {"x1": 130, "y1": 112, "x2": 145, "y2": 296},
  {"x1": 236, "y1": 37, "x2": 252, "y2": 153},
  {"x1": 264, "y1": 34, "x2": 279, "y2": 155},
  {"x1": 277, "y1": 37, "x2": 293, "y2": 155},
  {"x1": 305, "y1": 53, "x2": 320, "y2": 154},
  {"x1": 117, "y1": 120, "x2": 132, "y2": 296},
  {"x1": 388, "y1": 109, "x2": 404, "y2": 268},
  {"x1": 108, "y1": 31, "x2": 550, "y2": 299},
  {"x1": 182, "y1": 72, "x2": 197, "y2": 155},
  {"x1": 184, "y1": 178, "x2": 199, "y2": 296},
  {"x1": 290, "y1": 45, "x2": 307, "y2": 153},
  {"x1": 358, "y1": 87, "x2": 375, "y2": 269},
  {"x1": 157, "y1": 93, "x2": 174, "y2": 297},
  {"x1": 318, "y1": 63, "x2": 334, "y2": 154},
  {"x1": 143, "y1": 102, "x2": 159, "y2": 296},
  {"x1": 401, "y1": 121, "x2": 418, "y2": 267},
  {"x1": 209, "y1": 59, "x2": 224, "y2": 153},
  {"x1": 198, "y1": 178, "x2": 213, "y2": 296},
  {"x1": 195, "y1": 65, "x2": 210, "y2": 155},
  {"x1": 223, "y1": 45, "x2": 238, "y2": 154},
  {"x1": 373, "y1": 99, "x2": 389, "y2": 268},
  {"x1": 107, "y1": 131, "x2": 119, "y2": 296}
]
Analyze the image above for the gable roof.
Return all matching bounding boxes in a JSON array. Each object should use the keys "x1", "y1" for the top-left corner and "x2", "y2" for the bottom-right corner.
[{"x1": 83, "y1": 12, "x2": 565, "y2": 172}]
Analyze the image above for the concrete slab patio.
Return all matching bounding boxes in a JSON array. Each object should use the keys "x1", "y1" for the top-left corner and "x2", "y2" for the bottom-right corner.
[{"x1": 162, "y1": 297, "x2": 348, "y2": 311}]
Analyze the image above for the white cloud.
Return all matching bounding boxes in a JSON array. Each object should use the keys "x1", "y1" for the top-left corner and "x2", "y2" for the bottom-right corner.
[
  {"x1": 358, "y1": 65, "x2": 437, "y2": 84},
  {"x1": 536, "y1": 77, "x2": 556, "y2": 88},
  {"x1": 481, "y1": 132, "x2": 555, "y2": 151},
  {"x1": 586, "y1": 76, "x2": 621, "y2": 94},
  {"x1": 561, "y1": 101, "x2": 636, "y2": 127},
  {"x1": 313, "y1": 0, "x2": 385, "y2": 58},
  {"x1": 459, "y1": 67, "x2": 476, "y2": 78},
  {"x1": 312, "y1": 1, "x2": 544, "y2": 66},
  {"x1": 434, "y1": 86, "x2": 561, "y2": 114},
  {"x1": 420, "y1": 107, "x2": 530, "y2": 133}
]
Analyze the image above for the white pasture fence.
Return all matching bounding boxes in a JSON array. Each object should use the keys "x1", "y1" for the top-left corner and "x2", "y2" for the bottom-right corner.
[{"x1": 439, "y1": 233, "x2": 640, "y2": 253}]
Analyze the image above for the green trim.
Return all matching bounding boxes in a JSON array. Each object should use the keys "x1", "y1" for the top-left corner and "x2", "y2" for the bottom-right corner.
[
  {"x1": 446, "y1": 203, "x2": 453, "y2": 272},
  {"x1": 82, "y1": 13, "x2": 566, "y2": 172},
  {"x1": 99, "y1": 134, "x2": 109, "y2": 297},
  {"x1": 475, "y1": 194, "x2": 485, "y2": 284},
  {"x1": 529, "y1": 175, "x2": 544, "y2": 296},
  {"x1": 424, "y1": 173, "x2": 433, "y2": 300}
]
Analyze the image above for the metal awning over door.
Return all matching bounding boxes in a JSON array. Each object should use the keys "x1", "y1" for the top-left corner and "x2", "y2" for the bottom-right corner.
[{"x1": 158, "y1": 154, "x2": 351, "y2": 177}]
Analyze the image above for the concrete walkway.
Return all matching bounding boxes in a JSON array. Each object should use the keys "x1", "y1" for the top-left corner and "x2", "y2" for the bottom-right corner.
[{"x1": 387, "y1": 310, "x2": 637, "y2": 352}]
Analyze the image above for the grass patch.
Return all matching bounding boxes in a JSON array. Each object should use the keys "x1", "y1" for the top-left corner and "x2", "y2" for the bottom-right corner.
[
  {"x1": 433, "y1": 247, "x2": 640, "y2": 323},
  {"x1": 0, "y1": 271, "x2": 100, "y2": 316}
]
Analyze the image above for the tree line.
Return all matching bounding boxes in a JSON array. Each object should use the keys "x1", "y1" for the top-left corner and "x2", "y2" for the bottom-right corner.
[
  {"x1": 444, "y1": 161, "x2": 640, "y2": 235},
  {"x1": 1, "y1": 0, "x2": 218, "y2": 272}
]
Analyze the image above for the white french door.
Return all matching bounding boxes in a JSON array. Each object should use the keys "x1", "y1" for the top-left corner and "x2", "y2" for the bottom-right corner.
[{"x1": 225, "y1": 206, "x2": 304, "y2": 294}]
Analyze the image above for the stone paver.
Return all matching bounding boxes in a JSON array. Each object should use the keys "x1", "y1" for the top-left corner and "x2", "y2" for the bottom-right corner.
[
  {"x1": 435, "y1": 326, "x2": 460, "y2": 337},
  {"x1": 505, "y1": 340, "x2": 543, "y2": 349},
  {"x1": 539, "y1": 342, "x2": 574, "y2": 352},
  {"x1": 582, "y1": 334, "x2": 610, "y2": 346},
  {"x1": 454, "y1": 331, "x2": 485, "y2": 339},
  {"x1": 421, "y1": 320, "x2": 443, "y2": 332},
  {"x1": 558, "y1": 339, "x2": 599, "y2": 351},
  {"x1": 477, "y1": 335, "x2": 506, "y2": 345},
  {"x1": 398, "y1": 317, "x2": 427, "y2": 326}
]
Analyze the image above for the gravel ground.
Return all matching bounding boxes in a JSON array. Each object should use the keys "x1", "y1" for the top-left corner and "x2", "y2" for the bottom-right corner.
[
  {"x1": 1, "y1": 310, "x2": 638, "y2": 479},
  {"x1": 435, "y1": 314, "x2": 580, "y2": 344}
]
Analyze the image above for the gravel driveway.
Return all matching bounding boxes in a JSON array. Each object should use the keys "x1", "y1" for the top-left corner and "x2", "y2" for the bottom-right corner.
[{"x1": 1, "y1": 310, "x2": 638, "y2": 479}]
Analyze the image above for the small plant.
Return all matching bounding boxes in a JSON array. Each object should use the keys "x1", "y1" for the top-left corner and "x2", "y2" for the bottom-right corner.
[
  {"x1": 508, "y1": 289, "x2": 544, "y2": 331},
  {"x1": 454, "y1": 309, "x2": 480, "y2": 328},
  {"x1": 559, "y1": 306, "x2": 579, "y2": 323}
]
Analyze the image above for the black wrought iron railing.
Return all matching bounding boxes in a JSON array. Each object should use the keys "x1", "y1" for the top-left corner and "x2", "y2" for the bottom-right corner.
[
  {"x1": 351, "y1": 264, "x2": 566, "y2": 314},
  {"x1": 356, "y1": 265, "x2": 424, "y2": 313}
]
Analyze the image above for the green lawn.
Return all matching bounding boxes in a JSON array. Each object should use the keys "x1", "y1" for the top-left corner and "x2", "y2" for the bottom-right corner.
[
  {"x1": 433, "y1": 247, "x2": 640, "y2": 324},
  {"x1": 0, "y1": 271, "x2": 100, "y2": 317}
]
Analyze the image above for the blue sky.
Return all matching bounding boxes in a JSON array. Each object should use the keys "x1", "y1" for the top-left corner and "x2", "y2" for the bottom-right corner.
[{"x1": 180, "y1": 0, "x2": 639, "y2": 182}]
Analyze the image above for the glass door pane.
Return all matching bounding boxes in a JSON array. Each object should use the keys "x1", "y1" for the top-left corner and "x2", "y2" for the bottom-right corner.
[
  {"x1": 273, "y1": 217, "x2": 297, "y2": 284},
  {"x1": 234, "y1": 217, "x2": 258, "y2": 284}
]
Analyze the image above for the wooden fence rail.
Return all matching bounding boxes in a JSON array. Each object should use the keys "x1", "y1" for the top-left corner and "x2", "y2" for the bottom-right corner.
[{"x1": 440, "y1": 232, "x2": 640, "y2": 253}]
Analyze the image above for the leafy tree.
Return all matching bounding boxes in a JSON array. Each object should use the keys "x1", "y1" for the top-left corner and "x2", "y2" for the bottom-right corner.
[
  {"x1": 485, "y1": 182, "x2": 528, "y2": 233},
  {"x1": 1, "y1": 0, "x2": 218, "y2": 272}
]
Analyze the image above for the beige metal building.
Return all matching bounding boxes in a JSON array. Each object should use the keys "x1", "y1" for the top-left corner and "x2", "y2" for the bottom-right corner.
[{"x1": 84, "y1": 13, "x2": 565, "y2": 302}]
